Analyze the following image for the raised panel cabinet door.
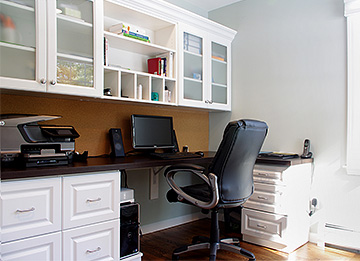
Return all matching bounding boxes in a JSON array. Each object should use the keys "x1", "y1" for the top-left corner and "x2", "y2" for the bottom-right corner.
[
  {"x1": 1, "y1": 232, "x2": 61, "y2": 261},
  {"x1": 63, "y1": 219, "x2": 120, "y2": 261},
  {"x1": 0, "y1": 177, "x2": 61, "y2": 242},
  {"x1": 0, "y1": 0, "x2": 47, "y2": 92},
  {"x1": 62, "y1": 171, "x2": 120, "y2": 229}
]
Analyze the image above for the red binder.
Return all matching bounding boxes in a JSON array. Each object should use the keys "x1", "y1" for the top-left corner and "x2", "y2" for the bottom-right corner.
[{"x1": 147, "y1": 58, "x2": 161, "y2": 75}]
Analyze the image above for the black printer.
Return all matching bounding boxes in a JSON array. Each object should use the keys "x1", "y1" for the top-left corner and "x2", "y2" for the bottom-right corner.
[{"x1": 0, "y1": 114, "x2": 79, "y2": 167}]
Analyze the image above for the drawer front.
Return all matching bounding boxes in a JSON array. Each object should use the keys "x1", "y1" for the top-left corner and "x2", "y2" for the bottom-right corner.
[
  {"x1": 242, "y1": 208, "x2": 287, "y2": 243},
  {"x1": 2, "y1": 232, "x2": 61, "y2": 261},
  {"x1": 244, "y1": 183, "x2": 286, "y2": 214},
  {"x1": 1, "y1": 177, "x2": 61, "y2": 242},
  {"x1": 253, "y1": 170, "x2": 283, "y2": 185},
  {"x1": 63, "y1": 219, "x2": 120, "y2": 261},
  {"x1": 63, "y1": 171, "x2": 120, "y2": 229}
]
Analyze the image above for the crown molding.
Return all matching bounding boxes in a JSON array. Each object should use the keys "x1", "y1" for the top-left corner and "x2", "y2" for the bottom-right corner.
[
  {"x1": 110, "y1": 0, "x2": 237, "y2": 41},
  {"x1": 345, "y1": 0, "x2": 360, "y2": 16}
]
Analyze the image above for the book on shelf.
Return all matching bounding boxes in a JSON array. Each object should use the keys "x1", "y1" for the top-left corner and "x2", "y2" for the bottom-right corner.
[
  {"x1": 148, "y1": 57, "x2": 162, "y2": 75},
  {"x1": 109, "y1": 22, "x2": 150, "y2": 43},
  {"x1": 104, "y1": 37, "x2": 109, "y2": 66},
  {"x1": 212, "y1": 55, "x2": 225, "y2": 62},
  {"x1": 155, "y1": 52, "x2": 174, "y2": 78}
]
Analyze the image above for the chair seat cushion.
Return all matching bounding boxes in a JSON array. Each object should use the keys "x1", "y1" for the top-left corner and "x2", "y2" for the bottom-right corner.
[{"x1": 167, "y1": 183, "x2": 212, "y2": 204}]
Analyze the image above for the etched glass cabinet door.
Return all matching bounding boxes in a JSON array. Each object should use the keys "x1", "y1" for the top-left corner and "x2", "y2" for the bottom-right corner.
[
  {"x1": 178, "y1": 24, "x2": 208, "y2": 108},
  {"x1": 47, "y1": 0, "x2": 102, "y2": 97},
  {"x1": 0, "y1": 0, "x2": 47, "y2": 92},
  {"x1": 209, "y1": 37, "x2": 231, "y2": 111}
]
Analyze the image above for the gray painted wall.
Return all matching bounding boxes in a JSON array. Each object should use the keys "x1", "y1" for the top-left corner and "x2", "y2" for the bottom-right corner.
[{"x1": 208, "y1": 0, "x2": 360, "y2": 235}]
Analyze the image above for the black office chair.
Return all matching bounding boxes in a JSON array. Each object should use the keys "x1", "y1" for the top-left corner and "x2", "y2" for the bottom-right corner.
[{"x1": 164, "y1": 119, "x2": 268, "y2": 261}]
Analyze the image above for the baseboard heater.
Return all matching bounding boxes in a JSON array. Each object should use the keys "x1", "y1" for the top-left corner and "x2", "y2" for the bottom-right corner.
[{"x1": 325, "y1": 223, "x2": 360, "y2": 254}]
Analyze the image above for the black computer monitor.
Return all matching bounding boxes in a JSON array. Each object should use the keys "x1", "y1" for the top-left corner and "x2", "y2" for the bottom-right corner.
[{"x1": 131, "y1": 114, "x2": 174, "y2": 150}]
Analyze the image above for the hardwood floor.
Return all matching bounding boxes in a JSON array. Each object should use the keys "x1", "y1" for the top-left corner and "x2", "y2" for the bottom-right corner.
[{"x1": 141, "y1": 218, "x2": 360, "y2": 260}]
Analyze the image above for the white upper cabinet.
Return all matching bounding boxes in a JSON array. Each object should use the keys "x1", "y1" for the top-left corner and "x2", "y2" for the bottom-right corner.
[
  {"x1": 178, "y1": 22, "x2": 233, "y2": 111},
  {"x1": 0, "y1": 0, "x2": 236, "y2": 111},
  {"x1": 0, "y1": 0, "x2": 103, "y2": 97}
]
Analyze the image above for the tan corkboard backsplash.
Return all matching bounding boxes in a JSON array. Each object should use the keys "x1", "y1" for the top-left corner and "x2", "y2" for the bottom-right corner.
[{"x1": 1, "y1": 94, "x2": 209, "y2": 156}]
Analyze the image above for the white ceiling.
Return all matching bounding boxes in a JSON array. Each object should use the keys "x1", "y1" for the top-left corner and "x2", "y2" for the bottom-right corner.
[{"x1": 181, "y1": 0, "x2": 243, "y2": 12}]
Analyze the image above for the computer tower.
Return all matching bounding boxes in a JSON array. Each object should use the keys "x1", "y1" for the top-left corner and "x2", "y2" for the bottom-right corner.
[{"x1": 120, "y1": 202, "x2": 140, "y2": 258}]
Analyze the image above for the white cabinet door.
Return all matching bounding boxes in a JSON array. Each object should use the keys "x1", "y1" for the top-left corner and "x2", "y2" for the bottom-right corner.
[
  {"x1": 63, "y1": 171, "x2": 120, "y2": 229},
  {"x1": 178, "y1": 23, "x2": 208, "y2": 109},
  {"x1": 1, "y1": 177, "x2": 61, "y2": 242},
  {"x1": 63, "y1": 219, "x2": 120, "y2": 261},
  {"x1": 209, "y1": 35, "x2": 232, "y2": 111},
  {"x1": 178, "y1": 23, "x2": 232, "y2": 111},
  {"x1": 0, "y1": 0, "x2": 47, "y2": 92},
  {"x1": 46, "y1": 0, "x2": 103, "y2": 97},
  {"x1": 2, "y1": 232, "x2": 61, "y2": 261}
]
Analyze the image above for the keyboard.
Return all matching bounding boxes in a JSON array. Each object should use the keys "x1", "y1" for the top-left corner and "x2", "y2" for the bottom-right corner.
[{"x1": 149, "y1": 152, "x2": 202, "y2": 160}]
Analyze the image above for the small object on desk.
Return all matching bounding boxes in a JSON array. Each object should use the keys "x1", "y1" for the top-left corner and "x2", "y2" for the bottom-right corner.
[
  {"x1": 195, "y1": 151, "x2": 204, "y2": 157},
  {"x1": 258, "y1": 151, "x2": 299, "y2": 159},
  {"x1": 301, "y1": 139, "x2": 313, "y2": 158},
  {"x1": 182, "y1": 145, "x2": 189, "y2": 152}
]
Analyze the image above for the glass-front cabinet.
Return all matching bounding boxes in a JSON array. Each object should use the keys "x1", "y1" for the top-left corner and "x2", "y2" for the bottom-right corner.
[
  {"x1": 179, "y1": 23, "x2": 232, "y2": 111},
  {"x1": 0, "y1": 0, "x2": 46, "y2": 92},
  {"x1": 0, "y1": 0, "x2": 102, "y2": 97}
]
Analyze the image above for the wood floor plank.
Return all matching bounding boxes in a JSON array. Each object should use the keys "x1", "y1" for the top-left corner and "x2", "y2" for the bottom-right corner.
[{"x1": 140, "y1": 218, "x2": 360, "y2": 260}]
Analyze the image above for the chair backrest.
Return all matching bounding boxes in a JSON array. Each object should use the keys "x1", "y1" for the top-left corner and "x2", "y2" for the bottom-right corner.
[{"x1": 209, "y1": 119, "x2": 268, "y2": 206}]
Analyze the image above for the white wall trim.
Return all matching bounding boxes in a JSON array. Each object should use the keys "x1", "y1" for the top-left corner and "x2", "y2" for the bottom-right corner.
[
  {"x1": 141, "y1": 212, "x2": 205, "y2": 235},
  {"x1": 345, "y1": 5, "x2": 360, "y2": 175}
]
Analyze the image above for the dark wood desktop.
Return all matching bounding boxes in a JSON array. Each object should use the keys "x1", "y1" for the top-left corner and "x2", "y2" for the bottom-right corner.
[{"x1": 1, "y1": 151, "x2": 216, "y2": 180}]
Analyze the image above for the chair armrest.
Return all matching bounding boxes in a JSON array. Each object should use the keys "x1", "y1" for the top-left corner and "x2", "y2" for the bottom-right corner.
[{"x1": 164, "y1": 164, "x2": 219, "y2": 209}]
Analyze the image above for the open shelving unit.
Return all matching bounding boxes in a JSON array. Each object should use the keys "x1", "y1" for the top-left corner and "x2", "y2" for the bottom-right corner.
[{"x1": 102, "y1": 0, "x2": 177, "y2": 105}]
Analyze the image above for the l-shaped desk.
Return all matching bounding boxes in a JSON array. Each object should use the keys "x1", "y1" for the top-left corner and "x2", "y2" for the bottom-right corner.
[{"x1": 1, "y1": 151, "x2": 312, "y2": 180}]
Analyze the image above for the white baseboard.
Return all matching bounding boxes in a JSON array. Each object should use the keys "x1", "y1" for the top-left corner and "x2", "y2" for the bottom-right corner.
[
  {"x1": 324, "y1": 224, "x2": 360, "y2": 251},
  {"x1": 141, "y1": 212, "x2": 205, "y2": 235}
]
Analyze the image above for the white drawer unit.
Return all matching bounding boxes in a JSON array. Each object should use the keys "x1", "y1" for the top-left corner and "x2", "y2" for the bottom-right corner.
[
  {"x1": 1, "y1": 232, "x2": 61, "y2": 261},
  {"x1": 242, "y1": 163, "x2": 312, "y2": 253},
  {"x1": 1, "y1": 177, "x2": 61, "y2": 243},
  {"x1": 63, "y1": 171, "x2": 120, "y2": 229},
  {"x1": 63, "y1": 219, "x2": 120, "y2": 261},
  {"x1": 0, "y1": 170, "x2": 121, "y2": 260}
]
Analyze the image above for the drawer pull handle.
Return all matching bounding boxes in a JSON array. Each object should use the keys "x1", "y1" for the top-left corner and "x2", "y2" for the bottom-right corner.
[
  {"x1": 15, "y1": 207, "x2": 35, "y2": 213},
  {"x1": 258, "y1": 173, "x2": 268, "y2": 176},
  {"x1": 86, "y1": 197, "x2": 101, "y2": 203},
  {"x1": 86, "y1": 247, "x2": 101, "y2": 254},
  {"x1": 257, "y1": 224, "x2": 267, "y2": 229},
  {"x1": 258, "y1": 196, "x2": 268, "y2": 200}
]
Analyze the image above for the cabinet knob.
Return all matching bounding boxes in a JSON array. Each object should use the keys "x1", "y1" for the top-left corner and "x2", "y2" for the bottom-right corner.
[
  {"x1": 40, "y1": 78, "x2": 46, "y2": 84},
  {"x1": 50, "y1": 80, "x2": 56, "y2": 85}
]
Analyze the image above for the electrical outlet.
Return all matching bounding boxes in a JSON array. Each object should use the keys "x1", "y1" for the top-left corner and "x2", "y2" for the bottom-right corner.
[{"x1": 149, "y1": 168, "x2": 159, "y2": 200}]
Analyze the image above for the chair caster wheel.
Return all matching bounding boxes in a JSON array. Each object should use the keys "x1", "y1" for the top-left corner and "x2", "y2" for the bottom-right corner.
[{"x1": 172, "y1": 254, "x2": 180, "y2": 260}]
